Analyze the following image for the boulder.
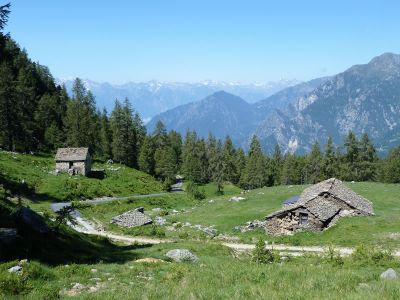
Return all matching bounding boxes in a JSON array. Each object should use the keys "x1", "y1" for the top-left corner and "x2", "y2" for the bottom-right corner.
[
  {"x1": 380, "y1": 268, "x2": 398, "y2": 280},
  {"x1": 154, "y1": 216, "x2": 166, "y2": 226},
  {"x1": 8, "y1": 265, "x2": 22, "y2": 273},
  {"x1": 229, "y1": 196, "x2": 245, "y2": 202},
  {"x1": 166, "y1": 249, "x2": 198, "y2": 262},
  {"x1": 0, "y1": 228, "x2": 19, "y2": 244}
]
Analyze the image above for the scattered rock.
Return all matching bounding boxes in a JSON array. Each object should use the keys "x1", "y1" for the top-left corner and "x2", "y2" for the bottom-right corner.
[
  {"x1": 72, "y1": 283, "x2": 85, "y2": 290},
  {"x1": 8, "y1": 265, "x2": 22, "y2": 273},
  {"x1": 234, "y1": 219, "x2": 267, "y2": 233},
  {"x1": 380, "y1": 268, "x2": 398, "y2": 280},
  {"x1": 111, "y1": 208, "x2": 152, "y2": 228},
  {"x1": 172, "y1": 222, "x2": 182, "y2": 228},
  {"x1": 91, "y1": 268, "x2": 98, "y2": 273},
  {"x1": 208, "y1": 199, "x2": 215, "y2": 203},
  {"x1": 90, "y1": 278, "x2": 102, "y2": 282},
  {"x1": 152, "y1": 208, "x2": 162, "y2": 212},
  {"x1": 166, "y1": 249, "x2": 198, "y2": 262},
  {"x1": 171, "y1": 209, "x2": 179, "y2": 214},
  {"x1": 154, "y1": 216, "x2": 166, "y2": 226},
  {"x1": 229, "y1": 196, "x2": 246, "y2": 202},
  {"x1": 214, "y1": 234, "x2": 240, "y2": 242},
  {"x1": 135, "y1": 258, "x2": 166, "y2": 263}
]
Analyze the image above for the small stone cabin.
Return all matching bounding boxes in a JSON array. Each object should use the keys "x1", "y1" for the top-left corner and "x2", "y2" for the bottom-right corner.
[
  {"x1": 55, "y1": 148, "x2": 91, "y2": 176},
  {"x1": 265, "y1": 178, "x2": 374, "y2": 235}
]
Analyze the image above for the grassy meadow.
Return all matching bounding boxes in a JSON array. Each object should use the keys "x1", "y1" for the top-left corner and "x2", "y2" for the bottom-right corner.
[{"x1": 1, "y1": 152, "x2": 400, "y2": 299}]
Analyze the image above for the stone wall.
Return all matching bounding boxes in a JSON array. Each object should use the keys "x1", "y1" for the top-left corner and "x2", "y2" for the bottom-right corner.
[
  {"x1": 56, "y1": 162, "x2": 70, "y2": 172},
  {"x1": 265, "y1": 208, "x2": 323, "y2": 236}
]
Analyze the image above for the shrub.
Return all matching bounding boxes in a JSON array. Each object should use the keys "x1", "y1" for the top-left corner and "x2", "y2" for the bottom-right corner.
[
  {"x1": 323, "y1": 245, "x2": 344, "y2": 266},
  {"x1": 186, "y1": 181, "x2": 206, "y2": 200},
  {"x1": 351, "y1": 244, "x2": 394, "y2": 266},
  {"x1": 0, "y1": 273, "x2": 32, "y2": 295},
  {"x1": 252, "y1": 238, "x2": 280, "y2": 264}
]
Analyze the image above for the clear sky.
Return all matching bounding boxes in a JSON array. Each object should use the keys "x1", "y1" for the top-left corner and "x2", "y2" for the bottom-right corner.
[{"x1": 5, "y1": 0, "x2": 400, "y2": 83}]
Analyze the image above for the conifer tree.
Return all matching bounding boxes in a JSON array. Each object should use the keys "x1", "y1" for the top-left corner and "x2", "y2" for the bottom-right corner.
[
  {"x1": 98, "y1": 108, "x2": 112, "y2": 160},
  {"x1": 181, "y1": 130, "x2": 202, "y2": 182},
  {"x1": 322, "y1": 137, "x2": 337, "y2": 178},
  {"x1": 271, "y1": 144, "x2": 283, "y2": 185},
  {"x1": 240, "y1": 136, "x2": 267, "y2": 189},
  {"x1": 138, "y1": 136, "x2": 155, "y2": 175},
  {"x1": 222, "y1": 136, "x2": 237, "y2": 183},
  {"x1": 306, "y1": 142, "x2": 323, "y2": 183}
]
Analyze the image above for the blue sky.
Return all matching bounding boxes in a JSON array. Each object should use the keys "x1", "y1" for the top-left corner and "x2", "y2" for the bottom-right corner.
[{"x1": 5, "y1": 0, "x2": 400, "y2": 83}]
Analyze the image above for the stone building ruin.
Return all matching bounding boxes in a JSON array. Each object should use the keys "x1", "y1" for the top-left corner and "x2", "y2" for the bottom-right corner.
[{"x1": 265, "y1": 178, "x2": 374, "y2": 235}]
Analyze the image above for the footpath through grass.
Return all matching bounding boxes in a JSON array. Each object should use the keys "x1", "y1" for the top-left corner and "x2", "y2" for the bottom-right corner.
[{"x1": 1, "y1": 239, "x2": 400, "y2": 299}]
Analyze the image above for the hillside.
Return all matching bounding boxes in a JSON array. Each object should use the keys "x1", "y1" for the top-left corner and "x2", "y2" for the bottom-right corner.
[
  {"x1": 254, "y1": 53, "x2": 400, "y2": 153},
  {"x1": 0, "y1": 151, "x2": 163, "y2": 202}
]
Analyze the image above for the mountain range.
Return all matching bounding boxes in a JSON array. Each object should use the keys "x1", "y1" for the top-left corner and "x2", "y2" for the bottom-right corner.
[
  {"x1": 60, "y1": 79, "x2": 299, "y2": 121},
  {"x1": 147, "y1": 77, "x2": 328, "y2": 145},
  {"x1": 148, "y1": 53, "x2": 400, "y2": 154}
]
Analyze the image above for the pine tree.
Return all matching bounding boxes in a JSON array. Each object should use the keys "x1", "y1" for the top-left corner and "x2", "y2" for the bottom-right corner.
[
  {"x1": 138, "y1": 136, "x2": 155, "y2": 175},
  {"x1": 65, "y1": 78, "x2": 98, "y2": 151},
  {"x1": 358, "y1": 133, "x2": 377, "y2": 181},
  {"x1": 0, "y1": 3, "x2": 10, "y2": 31},
  {"x1": 381, "y1": 146, "x2": 400, "y2": 183},
  {"x1": 181, "y1": 130, "x2": 202, "y2": 183},
  {"x1": 0, "y1": 62, "x2": 17, "y2": 150},
  {"x1": 98, "y1": 108, "x2": 112, "y2": 160},
  {"x1": 343, "y1": 131, "x2": 360, "y2": 180},
  {"x1": 213, "y1": 142, "x2": 225, "y2": 194},
  {"x1": 322, "y1": 137, "x2": 337, "y2": 179},
  {"x1": 306, "y1": 142, "x2": 323, "y2": 183},
  {"x1": 235, "y1": 148, "x2": 246, "y2": 184},
  {"x1": 222, "y1": 136, "x2": 237, "y2": 183},
  {"x1": 271, "y1": 144, "x2": 282, "y2": 185},
  {"x1": 240, "y1": 136, "x2": 267, "y2": 189}
]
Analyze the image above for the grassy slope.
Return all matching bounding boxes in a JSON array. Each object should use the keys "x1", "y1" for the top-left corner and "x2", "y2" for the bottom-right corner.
[
  {"x1": 1, "y1": 240, "x2": 399, "y2": 299},
  {"x1": 0, "y1": 151, "x2": 163, "y2": 203},
  {"x1": 168, "y1": 182, "x2": 400, "y2": 247}
]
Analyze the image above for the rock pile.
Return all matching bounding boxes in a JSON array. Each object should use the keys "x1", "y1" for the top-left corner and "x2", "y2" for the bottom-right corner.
[
  {"x1": 111, "y1": 208, "x2": 152, "y2": 228},
  {"x1": 234, "y1": 219, "x2": 267, "y2": 233}
]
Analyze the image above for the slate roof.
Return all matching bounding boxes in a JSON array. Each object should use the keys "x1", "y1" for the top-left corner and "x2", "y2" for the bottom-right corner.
[
  {"x1": 55, "y1": 148, "x2": 89, "y2": 161},
  {"x1": 110, "y1": 209, "x2": 153, "y2": 227},
  {"x1": 283, "y1": 195, "x2": 300, "y2": 205},
  {"x1": 266, "y1": 178, "x2": 374, "y2": 220}
]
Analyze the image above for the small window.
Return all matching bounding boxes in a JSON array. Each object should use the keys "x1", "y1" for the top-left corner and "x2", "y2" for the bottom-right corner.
[{"x1": 299, "y1": 213, "x2": 308, "y2": 225}]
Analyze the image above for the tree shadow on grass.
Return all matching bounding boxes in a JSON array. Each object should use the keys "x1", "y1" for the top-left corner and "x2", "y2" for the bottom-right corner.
[{"x1": 0, "y1": 226, "x2": 151, "y2": 265}]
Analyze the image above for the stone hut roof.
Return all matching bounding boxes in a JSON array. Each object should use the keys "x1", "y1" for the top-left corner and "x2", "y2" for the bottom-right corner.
[
  {"x1": 266, "y1": 178, "x2": 374, "y2": 220},
  {"x1": 110, "y1": 209, "x2": 153, "y2": 227},
  {"x1": 55, "y1": 148, "x2": 89, "y2": 161}
]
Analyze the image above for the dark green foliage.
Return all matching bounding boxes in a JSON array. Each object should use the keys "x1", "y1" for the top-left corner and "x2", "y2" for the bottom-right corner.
[
  {"x1": 0, "y1": 3, "x2": 10, "y2": 31},
  {"x1": 186, "y1": 181, "x2": 206, "y2": 200},
  {"x1": 240, "y1": 136, "x2": 267, "y2": 189},
  {"x1": 380, "y1": 146, "x2": 400, "y2": 183},
  {"x1": 252, "y1": 238, "x2": 280, "y2": 264}
]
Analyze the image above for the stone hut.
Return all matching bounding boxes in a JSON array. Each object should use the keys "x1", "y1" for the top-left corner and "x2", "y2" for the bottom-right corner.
[
  {"x1": 265, "y1": 178, "x2": 374, "y2": 235},
  {"x1": 55, "y1": 147, "x2": 91, "y2": 176}
]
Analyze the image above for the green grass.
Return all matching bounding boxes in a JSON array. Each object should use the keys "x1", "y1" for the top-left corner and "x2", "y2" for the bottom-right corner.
[
  {"x1": 164, "y1": 182, "x2": 400, "y2": 248},
  {"x1": 0, "y1": 151, "x2": 163, "y2": 202},
  {"x1": 1, "y1": 240, "x2": 399, "y2": 299}
]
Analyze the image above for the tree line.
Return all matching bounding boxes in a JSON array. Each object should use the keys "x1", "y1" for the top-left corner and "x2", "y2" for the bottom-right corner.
[{"x1": 1, "y1": 4, "x2": 399, "y2": 189}]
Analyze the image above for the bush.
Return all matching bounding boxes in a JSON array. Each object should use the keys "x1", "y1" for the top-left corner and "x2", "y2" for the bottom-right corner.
[
  {"x1": 351, "y1": 244, "x2": 394, "y2": 266},
  {"x1": 186, "y1": 181, "x2": 206, "y2": 200},
  {"x1": 0, "y1": 273, "x2": 32, "y2": 295},
  {"x1": 252, "y1": 238, "x2": 280, "y2": 264},
  {"x1": 323, "y1": 245, "x2": 344, "y2": 266}
]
